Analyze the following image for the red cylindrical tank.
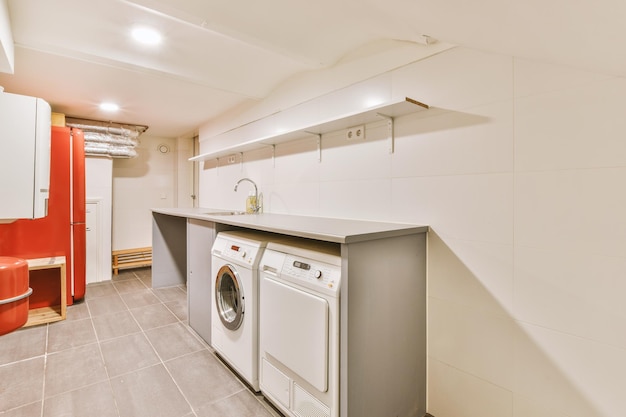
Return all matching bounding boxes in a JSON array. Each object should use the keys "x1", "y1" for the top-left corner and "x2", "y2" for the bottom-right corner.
[{"x1": 0, "y1": 257, "x2": 31, "y2": 336}]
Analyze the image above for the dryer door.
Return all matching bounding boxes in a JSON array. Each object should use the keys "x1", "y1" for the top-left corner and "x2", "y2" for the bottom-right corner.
[
  {"x1": 261, "y1": 276, "x2": 329, "y2": 392},
  {"x1": 215, "y1": 264, "x2": 245, "y2": 330}
]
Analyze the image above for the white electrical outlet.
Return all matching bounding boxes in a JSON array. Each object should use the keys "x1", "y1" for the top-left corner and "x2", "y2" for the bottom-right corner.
[
  {"x1": 228, "y1": 155, "x2": 236, "y2": 164},
  {"x1": 346, "y1": 125, "x2": 365, "y2": 140}
]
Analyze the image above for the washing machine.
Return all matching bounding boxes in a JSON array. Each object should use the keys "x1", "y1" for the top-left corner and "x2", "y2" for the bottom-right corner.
[
  {"x1": 211, "y1": 230, "x2": 269, "y2": 391},
  {"x1": 259, "y1": 238, "x2": 341, "y2": 417}
]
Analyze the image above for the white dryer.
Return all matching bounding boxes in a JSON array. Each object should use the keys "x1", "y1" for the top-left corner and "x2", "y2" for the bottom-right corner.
[
  {"x1": 259, "y1": 238, "x2": 341, "y2": 417},
  {"x1": 211, "y1": 230, "x2": 269, "y2": 391}
]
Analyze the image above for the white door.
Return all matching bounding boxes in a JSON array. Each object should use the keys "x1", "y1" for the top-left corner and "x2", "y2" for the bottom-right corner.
[{"x1": 86, "y1": 201, "x2": 100, "y2": 284}]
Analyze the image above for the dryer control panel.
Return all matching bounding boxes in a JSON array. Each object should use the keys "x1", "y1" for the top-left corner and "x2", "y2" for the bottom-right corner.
[{"x1": 280, "y1": 254, "x2": 341, "y2": 296}]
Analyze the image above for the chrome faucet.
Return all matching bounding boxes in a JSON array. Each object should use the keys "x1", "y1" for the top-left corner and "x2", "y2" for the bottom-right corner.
[{"x1": 234, "y1": 177, "x2": 261, "y2": 213}]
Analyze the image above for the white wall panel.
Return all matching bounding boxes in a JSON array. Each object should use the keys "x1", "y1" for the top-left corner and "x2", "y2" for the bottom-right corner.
[
  {"x1": 514, "y1": 245, "x2": 626, "y2": 350},
  {"x1": 428, "y1": 232, "x2": 514, "y2": 316},
  {"x1": 113, "y1": 136, "x2": 176, "y2": 250},
  {"x1": 513, "y1": 58, "x2": 613, "y2": 99},
  {"x1": 392, "y1": 173, "x2": 514, "y2": 244},
  {"x1": 513, "y1": 394, "x2": 571, "y2": 417},
  {"x1": 319, "y1": 122, "x2": 391, "y2": 182},
  {"x1": 429, "y1": 297, "x2": 515, "y2": 389},
  {"x1": 514, "y1": 323, "x2": 599, "y2": 417},
  {"x1": 515, "y1": 168, "x2": 626, "y2": 257},
  {"x1": 317, "y1": 73, "x2": 392, "y2": 122},
  {"x1": 393, "y1": 101, "x2": 514, "y2": 177},
  {"x1": 273, "y1": 136, "x2": 320, "y2": 185},
  {"x1": 515, "y1": 77, "x2": 626, "y2": 172},
  {"x1": 391, "y1": 48, "x2": 513, "y2": 111},
  {"x1": 266, "y1": 181, "x2": 319, "y2": 215},
  {"x1": 428, "y1": 358, "x2": 513, "y2": 417},
  {"x1": 319, "y1": 178, "x2": 392, "y2": 221}
]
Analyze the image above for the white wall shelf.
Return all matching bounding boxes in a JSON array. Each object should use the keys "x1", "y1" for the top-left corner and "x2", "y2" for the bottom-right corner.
[{"x1": 189, "y1": 97, "x2": 429, "y2": 162}]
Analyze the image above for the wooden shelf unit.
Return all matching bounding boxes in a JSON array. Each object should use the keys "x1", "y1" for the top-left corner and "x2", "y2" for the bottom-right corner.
[
  {"x1": 23, "y1": 256, "x2": 67, "y2": 327},
  {"x1": 112, "y1": 247, "x2": 152, "y2": 275}
]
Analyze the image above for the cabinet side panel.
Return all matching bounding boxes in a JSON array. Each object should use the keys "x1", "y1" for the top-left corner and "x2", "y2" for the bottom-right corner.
[
  {"x1": 187, "y1": 218, "x2": 215, "y2": 344},
  {"x1": 33, "y1": 98, "x2": 51, "y2": 218},
  {"x1": 152, "y1": 213, "x2": 187, "y2": 287},
  {"x1": 341, "y1": 233, "x2": 427, "y2": 417}
]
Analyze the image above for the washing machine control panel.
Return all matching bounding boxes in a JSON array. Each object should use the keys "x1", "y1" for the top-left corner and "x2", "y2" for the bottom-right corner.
[
  {"x1": 282, "y1": 255, "x2": 341, "y2": 294},
  {"x1": 214, "y1": 238, "x2": 263, "y2": 267},
  {"x1": 227, "y1": 244, "x2": 256, "y2": 262}
]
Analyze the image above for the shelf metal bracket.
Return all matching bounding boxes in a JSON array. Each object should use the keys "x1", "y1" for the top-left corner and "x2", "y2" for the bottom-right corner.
[
  {"x1": 271, "y1": 144, "x2": 276, "y2": 167},
  {"x1": 239, "y1": 152, "x2": 243, "y2": 171},
  {"x1": 377, "y1": 113, "x2": 395, "y2": 154},
  {"x1": 304, "y1": 131, "x2": 322, "y2": 162}
]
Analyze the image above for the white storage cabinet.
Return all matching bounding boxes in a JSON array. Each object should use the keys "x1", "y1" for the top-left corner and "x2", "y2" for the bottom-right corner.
[{"x1": 0, "y1": 91, "x2": 51, "y2": 220}]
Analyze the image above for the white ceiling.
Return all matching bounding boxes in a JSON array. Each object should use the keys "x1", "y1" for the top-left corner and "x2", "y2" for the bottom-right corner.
[{"x1": 0, "y1": 0, "x2": 624, "y2": 138}]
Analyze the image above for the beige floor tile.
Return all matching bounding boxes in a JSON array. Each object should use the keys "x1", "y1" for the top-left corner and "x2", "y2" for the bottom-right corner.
[
  {"x1": 0, "y1": 357, "x2": 45, "y2": 412},
  {"x1": 84, "y1": 282, "x2": 118, "y2": 300},
  {"x1": 110, "y1": 364, "x2": 192, "y2": 417},
  {"x1": 44, "y1": 343, "x2": 108, "y2": 398},
  {"x1": 1, "y1": 401, "x2": 42, "y2": 417},
  {"x1": 165, "y1": 350, "x2": 244, "y2": 409},
  {"x1": 111, "y1": 270, "x2": 137, "y2": 282},
  {"x1": 43, "y1": 381, "x2": 119, "y2": 417},
  {"x1": 65, "y1": 301, "x2": 91, "y2": 321},
  {"x1": 47, "y1": 318, "x2": 97, "y2": 353},
  {"x1": 113, "y1": 279, "x2": 148, "y2": 294},
  {"x1": 87, "y1": 294, "x2": 128, "y2": 317},
  {"x1": 195, "y1": 390, "x2": 276, "y2": 417},
  {"x1": 132, "y1": 267, "x2": 152, "y2": 281},
  {"x1": 164, "y1": 299, "x2": 188, "y2": 322},
  {"x1": 92, "y1": 310, "x2": 141, "y2": 341},
  {"x1": 120, "y1": 288, "x2": 161, "y2": 309},
  {"x1": 130, "y1": 303, "x2": 178, "y2": 330},
  {"x1": 152, "y1": 286, "x2": 186, "y2": 303},
  {"x1": 100, "y1": 333, "x2": 160, "y2": 377},
  {"x1": 0, "y1": 325, "x2": 46, "y2": 366},
  {"x1": 145, "y1": 322, "x2": 205, "y2": 361}
]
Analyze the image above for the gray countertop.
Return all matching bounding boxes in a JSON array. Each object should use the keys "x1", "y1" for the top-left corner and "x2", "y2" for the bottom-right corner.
[{"x1": 152, "y1": 207, "x2": 428, "y2": 244}]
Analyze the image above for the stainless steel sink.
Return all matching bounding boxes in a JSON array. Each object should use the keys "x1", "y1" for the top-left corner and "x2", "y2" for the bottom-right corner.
[{"x1": 203, "y1": 211, "x2": 247, "y2": 216}]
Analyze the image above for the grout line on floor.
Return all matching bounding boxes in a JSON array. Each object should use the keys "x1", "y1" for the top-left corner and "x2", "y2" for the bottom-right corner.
[{"x1": 39, "y1": 323, "x2": 49, "y2": 417}]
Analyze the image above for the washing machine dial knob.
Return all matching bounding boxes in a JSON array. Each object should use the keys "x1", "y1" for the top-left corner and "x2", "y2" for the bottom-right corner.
[
  {"x1": 240, "y1": 251, "x2": 247, "y2": 258},
  {"x1": 314, "y1": 270, "x2": 322, "y2": 279}
]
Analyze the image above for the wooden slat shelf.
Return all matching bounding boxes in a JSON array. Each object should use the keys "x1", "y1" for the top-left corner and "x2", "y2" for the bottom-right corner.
[
  {"x1": 25, "y1": 306, "x2": 65, "y2": 326},
  {"x1": 112, "y1": 247, "x2": 152, "y2": 275}
]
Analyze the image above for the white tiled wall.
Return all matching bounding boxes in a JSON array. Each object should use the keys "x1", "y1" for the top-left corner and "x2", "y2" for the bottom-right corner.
[
  {"x1": 112, "y1": 136, "x2": 178, "y2": 250},
  {"x1": 196, "y1": 47, "x2": 626, "y2": 417}
]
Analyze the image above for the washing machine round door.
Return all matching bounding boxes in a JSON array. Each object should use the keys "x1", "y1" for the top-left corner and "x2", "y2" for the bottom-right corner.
[{"x1": 215, "y1": 264, "x2": 245, "y2": 330}]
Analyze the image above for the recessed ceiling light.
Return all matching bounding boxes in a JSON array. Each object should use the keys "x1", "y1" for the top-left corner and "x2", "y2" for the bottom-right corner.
[
  {"x1": 100, "y1": 102, "x2": 119, "y2": 112},
  {"x1": 131, "y1": 27, "x2": 162, "y2": 45}
]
